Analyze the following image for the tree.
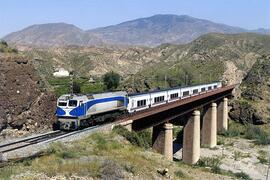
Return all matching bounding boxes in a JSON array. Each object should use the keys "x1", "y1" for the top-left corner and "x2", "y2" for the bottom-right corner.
[
  {"x1": 73, "y1": 81, "x2": 81, "y2": 94},
  {"x1": 103, "y1": 71, "x2": 120, "y2": 90},
  {"x1": 0, "y1": 40, "x2": 8, "y2": 46}
]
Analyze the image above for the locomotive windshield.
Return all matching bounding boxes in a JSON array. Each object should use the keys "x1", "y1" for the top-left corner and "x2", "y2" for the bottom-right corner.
[
  {"x1": 68, "y1": 100, "x2": 78, "y2": 107},
  {"x1": 58, "y1": 101, "x2": 67, "y2": 107}
]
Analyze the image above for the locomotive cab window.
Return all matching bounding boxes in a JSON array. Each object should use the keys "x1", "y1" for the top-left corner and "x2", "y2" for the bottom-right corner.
[
  {"x1": 58, "y1": 102, "x2": 67, "y2": 107},
  {"x1": 183, "y1": 91, "x2": 190, "y2": 97},
  {"x1": 68, "y1": 100, "x2": 78, "y2": 107},
  {"x1": 208, "y1": 86, "x2": 212, "y2": 90},
  {"x1": 137, "y1": 99, "x2": 146, "y2": 107},
  {"x1": 154, "y1": 96, "x2": 165, "y2": 103},
  {"x1": 170, "y1": 93, "x2": 178, "y2": 99},
  {"x1": 193, "y1": 89, "x2": 198, "y2": 94},
  {"x1": 201, "y1": 87, "x2": 206, "y2": 92}
]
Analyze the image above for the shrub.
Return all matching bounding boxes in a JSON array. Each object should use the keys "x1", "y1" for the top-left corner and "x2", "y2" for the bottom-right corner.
[
  {"x1": 233, "y1": 151, "x2": 250, "y2": 161},
  {"x1": 217, "y1": 136, "x2": 225, "y2": 145},
  {"x1": 245, "y1": 125, "x2": 270, "y2": 145},
  {"x1": 0, "y1": 40, "x2": 8, "y2": 46},
  {"x1": 257, "y1": 150, "x2": 268, "y2": 164},
  {"x1": 234, "y1": 171, "x2": 252, "y2": 180},
  {"x1": 103, "y1": 71, "x2": 120, "y2": 90},
  {"x1": 72, "y1": 81, "x2": 81, "y2": 93},
  {"x1": 197, "y1": 156, "x2": 222, "y2": 174},
  {"x1": 47, "y1": 142, "x2": 77, "y2": 159},
  {"x1": 221, "y1": 122, "x2": 245, "y2": 137},
  {"x1": 174, "y1": 170, "x2": 186, "y2": 178},
  {"x1": 113, "y1": 125, "x2": 151, "y2": 149}
]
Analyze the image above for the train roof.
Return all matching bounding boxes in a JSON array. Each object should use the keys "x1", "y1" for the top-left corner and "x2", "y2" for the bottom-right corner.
[{"x1": 128, "y1": 81, "x2": 220, "y2": 97}]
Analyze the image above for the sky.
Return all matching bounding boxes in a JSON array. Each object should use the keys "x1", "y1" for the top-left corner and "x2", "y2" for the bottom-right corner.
[{"x1": 0, "y1": 0, "x2": 270, "y2": 37}]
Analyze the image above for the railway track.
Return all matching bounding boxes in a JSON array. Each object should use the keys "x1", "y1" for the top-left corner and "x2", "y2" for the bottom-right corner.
[
  {"x1": 0, "y1": 130, "x2": 67, "y2": 153},
  {"x1": 0, "y1": 125, "x2": 101, "y2": 155}
]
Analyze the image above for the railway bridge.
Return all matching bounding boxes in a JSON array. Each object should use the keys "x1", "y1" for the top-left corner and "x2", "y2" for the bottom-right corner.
[{"x1": 117, "y1": 85, "x2": 235, "y2": 164}]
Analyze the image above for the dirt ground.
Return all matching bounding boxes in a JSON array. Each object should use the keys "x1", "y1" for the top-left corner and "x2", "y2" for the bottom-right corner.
[{"x1": 174, "y1": 137, "x2": 270, "y2": 180}]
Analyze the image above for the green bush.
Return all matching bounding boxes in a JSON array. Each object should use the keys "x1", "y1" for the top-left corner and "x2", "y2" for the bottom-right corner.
[
  {"x1": 47, "y1": 142, "x2": 77, "y2": 159},
  {"x1": 234, "y1": 171, "x2": 252, "y2": 180},
  {"x1": 72, "y1": 81, "x2": 81, "y2": 94},
  {"x1": 221, "y1": 122, "x2": 245, "y2": 137},
  {"x1": 245, "y1": 125, "x2": 270, "y2": 145},
  {"x1": 197, "y1": 156, "x2": 222, "y2": 174},
  {"x1": 113, "y1": 125, "x2": 151, "y2": 149},
  {"x1": 103, "y1": 71, "x2": 120, "y2": 90}
]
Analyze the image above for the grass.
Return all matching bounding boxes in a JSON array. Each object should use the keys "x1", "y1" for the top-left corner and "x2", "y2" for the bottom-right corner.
[
  {"x1": 174, "y1": 169, "x2": 186, "y2": 178},
  {"x1": 244, "y1": 124, "x2": 270, "y2": 145},
  {"x1": 0, "y1": 132, "x2": 172, "y2": 179},
  {"x1": 220, "y1": 121, "x2": 246, "y2": 137},
  {"x1": 219, "y1": 121, "x2": 270, "y2": 145},
  {"x1": 233, "y1": 151, "x2": 250, "y2": 161},
  {"x1": 196, "y1": 156, "x2": 253, "y2": 179},
  {"x1": 0, "y1": 166, "x2": 17, "y2": 180},
  {"x1": 113, "y1": 125, "x2": 152, "y2": 149},
  {"x1": 196, "y1": 156, "x2": 223, "y2": 174},
  {"x1": 257, "y1": 150, "x2": 269, "y2": 164}
]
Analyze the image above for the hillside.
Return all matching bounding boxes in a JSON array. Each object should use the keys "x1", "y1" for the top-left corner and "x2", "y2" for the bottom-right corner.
[
  {"x1": 0, "y1": 43, "x2": 56, "y2": 137},
  {"x1": 0, "y1": 130, "x2": 240, "y2": 179},
  {"x1": 4, "y1": 14, "x2": 270, "y2": 47},
  {"x1": 230, "y1": 55, "x2": 270, "y2": 124},
  {"x1": 123, "y1": 33, "x2": 270, "y2": 92}
]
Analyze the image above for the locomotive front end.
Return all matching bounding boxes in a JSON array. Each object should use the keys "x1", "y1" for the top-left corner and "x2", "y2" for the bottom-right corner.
[{"x1": 56, "y1": 95, "x2": 82, "y2": 130}]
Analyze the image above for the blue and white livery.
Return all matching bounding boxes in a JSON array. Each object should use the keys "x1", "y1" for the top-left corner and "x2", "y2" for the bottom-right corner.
[{"x1": 56, "y1": 82, "x2": 222, "y2": 130}]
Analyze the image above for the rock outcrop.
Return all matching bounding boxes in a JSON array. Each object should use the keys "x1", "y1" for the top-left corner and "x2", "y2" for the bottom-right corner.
[
  {"x1": 229, "y1": 55, "x2": 270, "y2": 124},
  {"x1": 0, "y1": 55, "x2": 56, "y2": 133}
]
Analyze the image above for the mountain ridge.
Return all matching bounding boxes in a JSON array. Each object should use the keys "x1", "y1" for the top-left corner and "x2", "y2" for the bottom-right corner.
[{"x1": 3, "y1": 14, "x2": 270, "y2": 47}]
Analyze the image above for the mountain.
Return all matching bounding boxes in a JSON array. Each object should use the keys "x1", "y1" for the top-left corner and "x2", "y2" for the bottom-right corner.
[
  {"x1": 3, "y1": 14, "x2": 265, "y2": 47},
  {"x1": 3, "y1": 23, "x2": 103, "y2": 47},
  {"x1": 251, "y1": 28, "x2": 270, "y2": 35},
  {"x1": 88, "y1": 14, "x2": 246, "y2": 46}
]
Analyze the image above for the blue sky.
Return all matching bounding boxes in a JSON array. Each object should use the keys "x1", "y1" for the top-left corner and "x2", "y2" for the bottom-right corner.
[{"x1": 1, "y1": 0, "x2": 269, "y2": 37}]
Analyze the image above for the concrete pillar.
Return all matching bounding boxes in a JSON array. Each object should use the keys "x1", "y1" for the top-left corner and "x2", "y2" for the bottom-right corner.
[
  {"x1": 202, "y1": 103, "x2": 217, "y2": 148},
  {"x1": 217, "y1": 98, "x2": 228, "y2": 132},
  {"x1": 163, "y1": 123, "x2": 173, "y2": 161},
  {"x1": 152, "y1": 124, "x2": 165, "y2": 154},
  {"x1": 152, "y1": 123, "x2": 173, "y2": 161},
  {"x1": 183, "y1": 110, "x2": 200, "y2": 164}
]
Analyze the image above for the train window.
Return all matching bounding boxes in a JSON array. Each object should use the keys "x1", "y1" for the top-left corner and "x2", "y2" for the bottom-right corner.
[
  {"x1": 58, "y1": 102, "x2": 67, "y2": 106},
  {"x1": 214, "y1": 85, "x2": 217, "y2": 89},
  {"x1": 154, "y1": 96, "x2": 165, "y2": 103},
  {"x1": 68, "y1": 100, "x2": 78, "y2": 107},
  {"x1": 193, "y1": 89, "x2": 198, "y2": 94},
  {"x1": 170, "y1": 93, "x2": 178, "y2": 99},
  {"x1": 137, "y1": 99, "x2": 146, "y2": 107},
  {"x1": 183, "y1": 91, "x2": 190, "y2": 97},
  {"x1": 208, "y1": 86, "x2": 212, "y2": 90},
  {"x1": 201, "y1": 87, "x2": 206, "y2": 92}
]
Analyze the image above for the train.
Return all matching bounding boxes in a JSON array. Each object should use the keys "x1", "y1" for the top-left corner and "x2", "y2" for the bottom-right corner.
[{"x1": 56, "y1": 82, "x2": 222, "y2": 130}]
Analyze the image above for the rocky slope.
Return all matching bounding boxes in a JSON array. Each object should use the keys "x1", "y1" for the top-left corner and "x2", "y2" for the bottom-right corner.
[
  {"x1": 0, "y1": 52, "x2": 56, "y2": 135},
  {"x1": 229, "y1": 55, "x2": 270, "y2": 124},
  {"x1": 4, "y1": 14, "x2": 270, "y2": 47}
]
